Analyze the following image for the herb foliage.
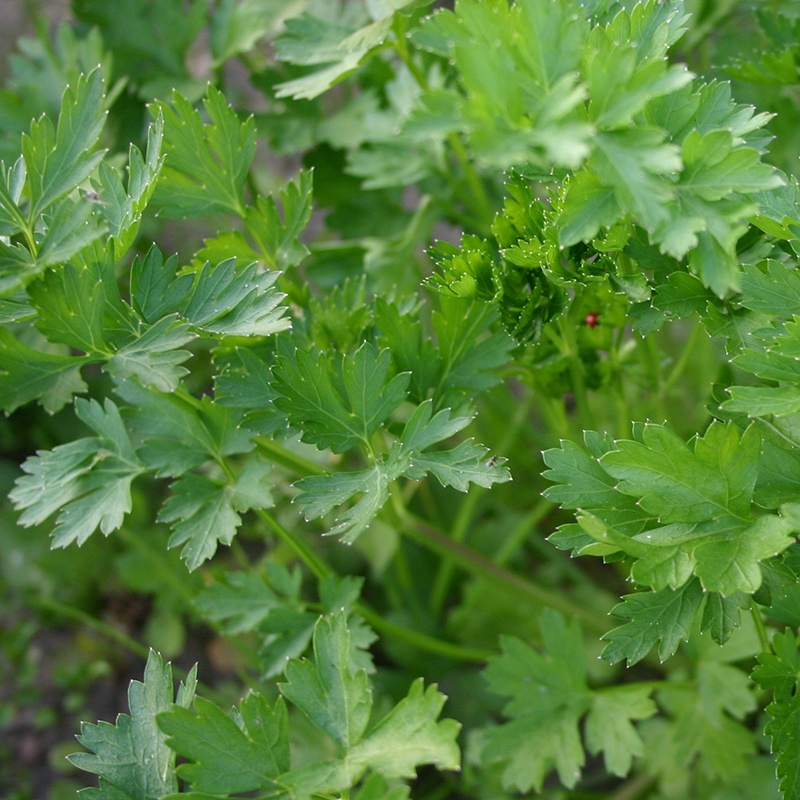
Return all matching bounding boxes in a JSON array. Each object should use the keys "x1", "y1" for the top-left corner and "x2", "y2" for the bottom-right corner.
[{"x1": 3, "y1": 1, "x2": 800, "y2": 798}]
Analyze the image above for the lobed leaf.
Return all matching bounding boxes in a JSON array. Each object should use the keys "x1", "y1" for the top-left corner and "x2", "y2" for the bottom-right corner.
[
  {"x1": 70, "y1": 650, "x2": 196, "y2": 800},
  {"x1": 10, "y1": 398, "x2": 145, "y2": 547},
  {"x1": 150, "y1": 85, "x2": 256, "y2": 217}
]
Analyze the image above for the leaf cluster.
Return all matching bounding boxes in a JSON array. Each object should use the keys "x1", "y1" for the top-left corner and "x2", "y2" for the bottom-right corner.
[{"x1": 3, "y1": 2, "x2": 800, "y2": 800}]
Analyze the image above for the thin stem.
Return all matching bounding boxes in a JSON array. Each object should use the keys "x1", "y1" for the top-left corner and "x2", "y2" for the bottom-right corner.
[
  {"x1": 257, "y1": 508, "x2": 490, "y2": 662},
  {"x1": 32, "y1": 594, "x2": 151, "y2": 660},
  {"x1": 446, "y1": 131, "x2": 495, "y2": 228},
  {"x1": 254, "y1": 436, "x2": 326, "y2": 477},
  {"x1": 357, "y1": 606, "x2": 495, "y2": 663},
  {"x1": 429, "y1": 487, "x2": 482, "y2": 614},
  {"x1": 607, "y1": 772, "x2": 657, "y2": 800},
  {"x1": 429, "y1": 396, "x2": 534, "y2": 612},
  {"x1": 557, "y1": 316, "x2": 595, "y2": 431},
  {"x1": 661, "y1": 321, "x2": 706, "y2": 396},
  {"x1": 402, "y1": 513, "x2": 611, "y2": 637},
  {"x1": 750, "y1": 599, "x2": 771, "y2": 653},
  {"x1": 493, "y1": 497, "x2": 556, "y2": 566},
  {"x1": 256, "y1": 509, "x2": 330, "y2": 581},
  {"x1": 639, "y1": 334, "x2": 669, "y2": 422}
]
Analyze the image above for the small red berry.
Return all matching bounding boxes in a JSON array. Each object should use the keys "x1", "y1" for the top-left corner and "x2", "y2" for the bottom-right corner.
[{"x1": 585, "y1": 312, "x2": 600, "y2": 328}]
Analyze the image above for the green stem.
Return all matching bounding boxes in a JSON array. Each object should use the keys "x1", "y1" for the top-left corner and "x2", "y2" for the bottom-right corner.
[
  {"x1": 607, "y1": 772, "x2": 657, "y2": 800},
  {"x1": 254, "y1": 436, "x2": 326, "y2": 477},
  {"x1": 402, "y1": 513, "x2": 611, "y2": 637},
  {"x1": 661, "y1": 321, "x2": 706, "y2": 396},
  {"x1": 429, "y1": 397, "x2": 534, "y2": 612},
  {"x1": 257, "y1": 508, "x2": 489, "y2": 661},
  {"x1": 446, "y1": 131, "x2": 494, "y2": 228},
  {"x1": 493, "y1": 498, "x2": 556, "y2": 566},
  {"x1": 639, "y1": 334, "x2": 669, "y2": 421},
  {"x1": 32, "y1": 594, "x2": 152, "y2": 661},
  {"x1": 557, "y1": 316, "x2": 595, "y2": 431},
  {"x1": 751, "y1": 599, "x2": 770, "y2": 653},
  {"x1": 428, "y1": 487, "x2": 482, "y2": 614},
  {"x1": 257, "y1": 509, "x2": 330, "y2": 581},
  {"x1": 357, "y1": 606, "x2": 495, "y2": 663}
]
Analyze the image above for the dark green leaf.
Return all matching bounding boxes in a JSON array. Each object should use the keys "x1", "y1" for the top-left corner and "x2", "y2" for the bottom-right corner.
[
  {"x1": 601, "y1": 579, "x2": 704, "y2": 665},
  {"x1": 0, "y1": 328, "x2": 89, "y2": 413},
  {"x1": 181, "y1": 259, "x2": 290, "y2": 338},
  {"x1": 151, "y1": 85, "x2": 256, "y2": 217},
  {"x1": 272, "y1": 342, "x2": 410, "y2": 453},
  {"x1": 159, "y1": 692, "x2": 290, "y2": 795}
]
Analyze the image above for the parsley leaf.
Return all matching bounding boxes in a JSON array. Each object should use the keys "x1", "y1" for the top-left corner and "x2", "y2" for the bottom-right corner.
[
  {"x1": 0, "y1": 328, "x2": 90, "y2": 414},
  {"x1": 600, "y1": 580, "x2": 704, "y2": 666},
  {"x1": 10, "y1": 398, "x2": 145, "y2": 548},
  {"x1": 159, "y1": 692, "x2": 290, "y2": 795},
  {"x1": 280, "y1": 612, "x2": 372, "y2": 752},
  {"x1": 481, "y1": 608, "x2": 656, "y2": 791},
  {"x1": 156, "y1": 612, "x2": 459, "y2": 798},
  {"x1": 753, "y1": 629, "x2": 800, "y2": 800},
  {"x1": 151, "y1": 85, "x2": 256, "y2": 217},
  {"x1": 157, "y1": 459, "x2": 274, "y2": 571},
  {"x1": 272, "y1": 341, "x2": 410, "y2": 453},
  {"x1": 545, "y1": 422, "x2": 797, "y2": 598},
  {"x1": 294, "y1": 401, "x2": 510, "y2": 542},
  {"x1": 22, "y1": 68, "x2": 107, "y2": 219},
  {"x1": 69, "y1": 650, "x2": 196, "y2": 800}
]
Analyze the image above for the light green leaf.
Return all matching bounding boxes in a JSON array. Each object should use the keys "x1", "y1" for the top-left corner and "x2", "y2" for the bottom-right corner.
[
  {"x1": 275, "y1": 14, "x2": 393, "y2": 100},
  {"x1": 679, "y1": 129, "x2": 782, "y2": 201},
  {"x1": 584, "y1": 686, "x2": 656, "y2": 776},
  {"x1": 481, "y1": 609, "x2": 590, "y2": 792},
  {"x1": 70, "y1": 650, "x2": 196, "y2": 800},
  {"x1": 23, "y1": 68, "x2": 107, "y2": 218},
  {"x1": 158, "y1": 465, "x2": 273, "y2": 571},
  {"x1": 10, "y1": 398, "x2": 145, "y2": 547},
  {"x1": 211, "y1": 0, "x2": 302, "y2": 64},
  {"x1": 347, "y1": 679, "x2": 461, "y2": 777},
  {"x1": 724, "y1": 385, "x2": 800, "y2": 417},
  {"x1": 181, "y1": 258, "x2": 290, "y2": 338},
  {"x1": 589, "y1": 128, "x2": 680, "y2": 234},
  {"x1": 694, "y1": 514, "x2": 796, "y2": 596},
  {"x1": 280, "y1": 612, "x2": 372, "y2": 752}
]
